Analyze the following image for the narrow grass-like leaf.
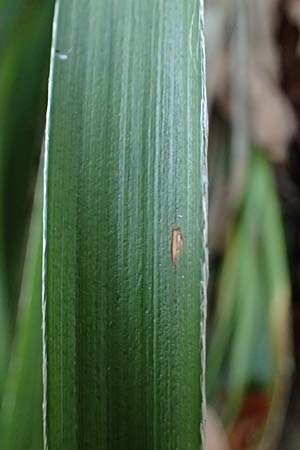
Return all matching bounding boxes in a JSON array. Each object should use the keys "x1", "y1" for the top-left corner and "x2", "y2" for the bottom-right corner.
[
  {"x1": 44, "y1": 1, "x2": 208, "y2": 449},
  {"x1": 0, "y1": 0, "x2": 53, "y2": 398},
  {"x1": 258, "y1": 154, "x2": 292, "y2": 449},
  {"x1": 207, "y1": 152, "x2": 291, "y2": 430},
  {"x1": 225, "y1": 236, "x2": 262, "y2": 420},
  {"x1": 206, "y1": 231, "x2": 242, "y2": 397},
  {"x1": 0, "y1": 1, "x2": 54, "y2": 322},
  {"x1": 0, "y1": 167, "x2": 43, "y2": 450}
]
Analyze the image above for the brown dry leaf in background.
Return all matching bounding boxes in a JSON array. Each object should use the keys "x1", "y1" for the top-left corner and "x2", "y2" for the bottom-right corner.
[
  {"x1": 250, "y1": 65, "x2": 296, "y2": 161},
  {"x1": 286, "y1": 0, "x2": 300, "y2": 28},
  {"x1": 249, "y1": 0, "x2": 296, "y2": 161},
  {"x1": 286, "y1": 0, "x2": 300, "y2": 54},
  {"x1": 205, "y1": 0, "x2": 236, "y2": 107},
  {"x1": 212, "y1": 0, "x2": 296, "y2": 163}
]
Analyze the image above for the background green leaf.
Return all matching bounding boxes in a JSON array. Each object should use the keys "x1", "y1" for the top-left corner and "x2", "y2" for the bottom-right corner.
[{"x1": 0, "y1": 166, "x2": 43, "y2": 450}]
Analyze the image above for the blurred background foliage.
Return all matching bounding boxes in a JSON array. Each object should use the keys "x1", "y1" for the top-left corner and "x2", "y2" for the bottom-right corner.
[
  {"x1": 0, "y1": 1, "x2": 54, "y2": 449},
  {"x1": 206, "y1": 0, "x2": 300, "y2": 449},
  {"x1": 0, "y1": 0, "x2": 300, "y2": 450}
]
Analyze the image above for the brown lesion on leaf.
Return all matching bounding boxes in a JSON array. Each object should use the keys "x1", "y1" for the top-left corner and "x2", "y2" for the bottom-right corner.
[{"x1": 171, "y1": 227, "x2": 184, "y2": 265}]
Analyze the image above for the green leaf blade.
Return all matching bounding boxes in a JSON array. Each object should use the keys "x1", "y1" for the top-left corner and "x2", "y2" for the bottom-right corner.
[{"x1": 44, "y1": 1, "x2": 207, "y2": 449}]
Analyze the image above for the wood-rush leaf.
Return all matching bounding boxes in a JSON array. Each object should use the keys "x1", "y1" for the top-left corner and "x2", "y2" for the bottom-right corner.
[{"x1": 43, "y1": 1, "x2": 208, "y2": 449}]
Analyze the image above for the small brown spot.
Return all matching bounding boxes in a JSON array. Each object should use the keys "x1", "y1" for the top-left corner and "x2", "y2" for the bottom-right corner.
[{"x1": 172, "y1": 227, "x2": 184, "y2": 265}]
